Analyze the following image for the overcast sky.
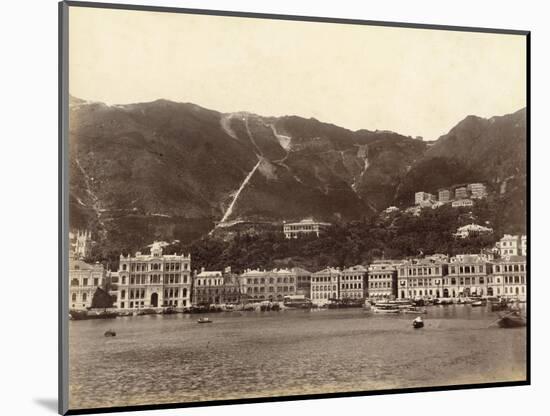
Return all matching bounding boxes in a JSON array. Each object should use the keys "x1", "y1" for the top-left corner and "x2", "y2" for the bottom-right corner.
[{"x1": 69, "y1": 6, "x2": 526, "y2": 141}]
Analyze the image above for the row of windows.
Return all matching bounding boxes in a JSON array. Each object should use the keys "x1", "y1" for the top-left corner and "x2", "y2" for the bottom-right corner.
[
  {"x1": 312, "y1": 285, "x2": 337, "y2": 292},
  {"x1": 246, "y1": 277, "x2": 295, "y2": 284},
  {"x1": 399, "y1": 267, "x2": 441, "y2": 277},
  {"x1": 195, "y1": 287, "x2": 239, "y2": 294},
  {"x1": 246, "y1": 286, "x2": 293, "y2": 293},
  {"x1": 370, "y1": 274, "x2": 394, "y2": 280},
  {"x1": 494, "y1": 264, "x2": 526, "y2": 273},
  {"x1": 341, "y1": 275, "x2": 364, "y2": 281},
  {"x1": 370, "y1": 281, "x2": 392, "y2": 288},
  {"x1": 121, "y1": 274, "x2": 189, "y2": 285},
  {"x1": 312, "y1": 292, "x2": 337, "y2": 300},
  {"x1": 122, "y1": 262, "x2": 189, "y2": 272},
  {"x1": 71, "y1": 292, "x2": 89, "y2": 302},
  {"x1": 449, "y1": 265, "x2": 485, "y2": 274},
  {"x1": 70, "y1": 278, "x2": 100, "y2": 287},
  {"x1": 312, "y1": 276, "x2": 336, "y2": 282},
  {"x1": 341, "y1": 283, "x2": 362, "y2": 289}
]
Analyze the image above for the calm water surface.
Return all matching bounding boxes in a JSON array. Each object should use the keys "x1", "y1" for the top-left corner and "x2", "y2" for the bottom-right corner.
[{"x1": 69, "y1": 305, "x2": 526, "y2": 409}]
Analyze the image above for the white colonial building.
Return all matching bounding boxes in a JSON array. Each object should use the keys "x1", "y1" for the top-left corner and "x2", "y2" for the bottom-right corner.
[
  {"x1": 311, "y1": 267, "x2": 340, "y2": 305},
  {"x1": 283, "y1": 218, "x2": 331, "y2": 239},
  {"x1": 69, "y1": 259, "x2": 106, "y2": 310},
  {"x1": 454, "y1": 223, "x2": 493, "y2": 239},
  {"x1": 489, "y1": 255, "x2": 527, "y2": 301},
  {"x1": 115, "y1": 242, "x2": 191, "y2": 310},
  {"x1": 496, "y1": 234, "x2": 527, "y2": 256}
]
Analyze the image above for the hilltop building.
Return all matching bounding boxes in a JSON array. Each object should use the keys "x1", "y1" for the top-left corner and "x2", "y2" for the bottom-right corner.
[
  {"x1": 69, "y1": 229, "x2": 92, "y2": 260},
  {"x1": 115, "y1": 242, "x2": 192, "y2": 310},
  {"x1": 415, "y1": 192, "x2": 436, "y2": 205},
  {"x1": 454, "y1": 186, "x2": 469, "y2": 200},
  {"x1": 468, "y1": 183, "x2": 488, "y2": 199},
  {"x1": 438, "y1": 189, "x2": 452, "y2": 203},
  {"x1": 283, "y1": 218, "x2": 331, "y2": 239},
  {"x1": 454, "y1": 223, "x2": 493, "y2": 239},
  {"x1": 69, "y1": 259, "x2": 106, "y2": 310},
  {"x1": 451, "y1": 199, "x2": 474, "y2": 208}
]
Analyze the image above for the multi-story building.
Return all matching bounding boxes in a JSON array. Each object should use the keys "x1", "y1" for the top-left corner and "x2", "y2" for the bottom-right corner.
[
  {"x1": 311, "y1": 267, "x2": 340, "y2": 305},
  {"x1": 468, "y1": 183, "x2": 488, "y2": 199},
  {"x1": 340, "y1": 265, "x2": 367, "y2": 300},
  {"x1": 292, "y1": 267, "x2": 312, "y2": 298},
  {"x1": 283, "y1": 219, "x2": 331, "y2": 239},
  {"x1": 489, "y1": 255, "x2": 527, "y2": 301},
  {"x1": 240, "y1": 268, "x2": 296, "y2": 302},
  {"x1": 415, "y1": 192, "x2": 436, "y2": 205},
  {"x1": 445, "y1": 254, "x2": 491, "y2": 298},
  {"x1": 193, "y1": 267, "x2": 241, "y2": 305},
  {"x1": 397, "y1": 258, "x2": 448, "y2": 299},
  {"x1": 115, "y1": 242, "x2": 191, "y2": 310},
  {"x1": 368, "y1": 262, "x2": 398, "y2": 300},
  {"x1": 438, "y1": 189, "x2": 452, "y2": 203},
  {"x1": 496, "y1": 234, "x2": 526, "y2": 256},
  {"x1": 69, "y1": 259, "x2": 106, "y2": 310},
  {"x1": 454, "y1": 186, "x2": 469, "y2": 200},
  {"x1": 69, "y1": 229, "x2": 92, "y2": 260},
  {"x1": 454, "y1": 223, "x2": 493, "y2": 239},
  {"x1": 451, "y1": 199, "x2": 474, "y2": 208}
]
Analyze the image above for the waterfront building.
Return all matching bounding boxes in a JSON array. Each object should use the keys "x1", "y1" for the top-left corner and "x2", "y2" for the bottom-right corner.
[
  {"x1": 468, "y1": 183, "x2": 488, "y2": 199},
  {"x1": 445, "y1": 254, "x2": 491, "y2": 298},
  {"x1": 397, "y1": 258, "x2": 448, "y2": 299},
  {"x1": 240, "y1": 268, "x2": 296, "y2": 302},
  {"x1": 292, "y1": 267, "x2": 312, "y2": 298},
  {"x1": 451, "y1": 198, "x2": 474, "y2": 208},
  {"x1": 69, "y1": 259, "x2": 106, "y2": 310},
  {"x1": 454, "y1": 223, "x2": 493, "y2": 239},
  {"x1": 414, "y1": 192, "x2": 435, "y2": 205},
  {"x1": 340, "y1": 265, "x2": 367, "y2": 300},
  {"x1": 489, "y1": 255, "x2": 527, "y2": 301},
  {"x1": 454, "y1": 186, "x2": 469, "y2": 200},
  {"x1": 115, "y1": 242, "x2": 192, "y2": 309},
  {"x1": 368, "y1": 261, "x2": 398, "y2": 299},
  {"x1": 69, "y1": 229, "x2": 92, "y2": 260},
  {"x1": 496, "y1": 234, "x2": 526, "y2": 256},
  {"x1": 283, "y1": 218, "x2": 331, "y2": 239},
  {"x1": 193, "y1": 267, "x2": 241, "y2": 305},
  {"x1": 438, "y1": 188, "x2": 452, "y2": 203},
  {"x1": 311, "y1": 267, "x2": 340, "y2": 305}
]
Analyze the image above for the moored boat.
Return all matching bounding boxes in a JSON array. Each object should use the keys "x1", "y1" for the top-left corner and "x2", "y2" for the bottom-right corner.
[
  {"x1": 497, "y1": 312, "x2": 526, "y2": 328},
  {"x1": 197, "y1": 317, "x2": 213, "y2": 324},
  {"x1": 70, "y1": 310, "x2": 118, "y2": 320},
  {"x1": 372, "y1": 304, "x2": 400, "y2": 314},
  {"x1": 104, "y1": 329, "x2": 116, "y2": 337},
  {"x1": 413, "y1": 316, "x2": 424, "y2": 328}
]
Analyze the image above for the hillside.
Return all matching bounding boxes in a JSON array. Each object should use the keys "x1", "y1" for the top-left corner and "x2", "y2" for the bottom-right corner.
[{"x1": 68, "y1": 97, "x2": 526, "y2": 256}]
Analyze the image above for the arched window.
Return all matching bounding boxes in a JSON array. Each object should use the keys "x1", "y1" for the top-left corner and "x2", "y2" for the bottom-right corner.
[
  {"x1": 82, "y1": 293, "x2": 87, "y2": 302},
  {"x1": 71, "y1": 278, "x2": 79, "y2": 287},
  {"x1": 72, "y1": 293, "x2": 77, "y2": 301}
]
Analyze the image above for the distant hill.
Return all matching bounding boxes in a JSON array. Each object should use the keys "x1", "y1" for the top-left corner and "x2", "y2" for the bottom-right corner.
[{"x1": 68, "y1": 97, "x2": 526, "y2": 255}]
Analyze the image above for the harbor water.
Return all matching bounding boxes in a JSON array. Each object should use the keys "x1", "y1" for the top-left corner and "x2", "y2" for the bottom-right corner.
[{"x1": 69, "y1": 305, "x2": 526, "y2": 410}]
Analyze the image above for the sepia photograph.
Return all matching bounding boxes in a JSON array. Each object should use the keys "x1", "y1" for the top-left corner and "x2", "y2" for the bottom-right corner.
[{"x1": 60, "y1": 1, "x2": 529, "y2": 414}]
